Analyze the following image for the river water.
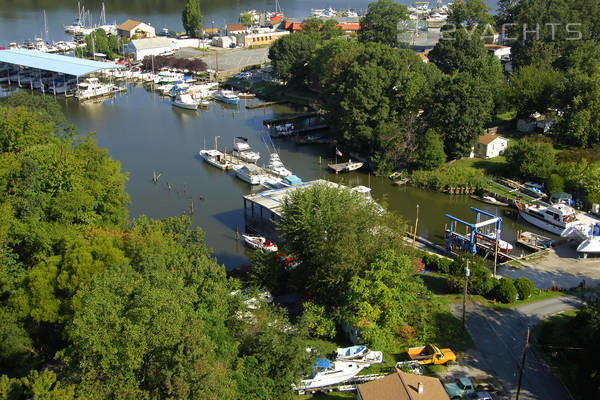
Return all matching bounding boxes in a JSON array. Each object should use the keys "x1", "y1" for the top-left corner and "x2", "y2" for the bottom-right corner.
[{"x1": 2, "y1": 0, "x2": 538, "y2": 270}]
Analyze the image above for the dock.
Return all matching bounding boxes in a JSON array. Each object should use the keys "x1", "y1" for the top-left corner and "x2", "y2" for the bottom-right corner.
[
  {"x1": 245, "y1": 100, "x2": 285, "y2": 109},
  {"x1": 271, "y1": 124, "x2": 329, "y2": 137},
  {"x1": 328, "y1": 161, "x2": 363, "y2": 173},
  {"x1": 263, "y1": 111, "x2": 320, "y2": 125}
]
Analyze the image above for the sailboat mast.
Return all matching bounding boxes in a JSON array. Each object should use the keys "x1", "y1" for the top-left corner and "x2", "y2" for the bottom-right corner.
[{"x1": 43, "y1": 10, "x2": 48, "y2": 42}]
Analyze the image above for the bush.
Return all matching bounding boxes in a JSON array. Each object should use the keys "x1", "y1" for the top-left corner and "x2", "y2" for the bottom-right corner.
[
  {"x1": 447, "y1": 254, "x2": 495, "y2": 296},
  {"x1": 546, "y1": 173, "x2": 565, "y2": 193},
  {"x1": 514, "y1": 277, "x2": 535, "y2": 300},
  {"x1": 437, "y1": 258, "x2": 453, "y2": 274},
  {"x1": 492, "y1": 278, "x2": 518, "y2": 303},
  {"x1": 422, "y1": 254, "x2": 440, "y2": 270}
]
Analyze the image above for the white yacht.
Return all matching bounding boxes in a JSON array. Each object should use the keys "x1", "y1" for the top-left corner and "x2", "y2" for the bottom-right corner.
[
  {"x1": 295, "y1": 358, "x2": 366, "y2": 390},
  {"x1": 172, "y1": 93, "x2": 199, "y2": 110},
  {"x1": 235, "y1": 164, "x2": 267, "y2": 185},
  {"x1": 266, "y1": 153, "x2": 292, "y2": 177},
  {"x1": 516, "y1": 201, "x2": 578, "y2": 236},
  {"x1": 562, "y1": 223, "x2": 600, "y2": 254},
  {"x1": 232, "y1": 137, "x2": 260, "y2": 163},
  {"x1": 75, "y1": 78, "x2": 114, "y2": 100},
  {"x1": 199, "y1": 149, "x2": 233, "y2": 170}
]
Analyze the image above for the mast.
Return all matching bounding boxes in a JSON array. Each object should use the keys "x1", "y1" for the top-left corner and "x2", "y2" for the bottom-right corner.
[
  {"x1": 43, "y1": 10, "x2": 48, "y2": 42},
  {"x1": 100, "y1": 3, "x2": 106, "y2": 26}
]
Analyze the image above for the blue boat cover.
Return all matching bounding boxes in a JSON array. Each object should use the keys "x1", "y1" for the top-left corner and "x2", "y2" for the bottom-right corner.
[
  {"x1": 315, "y1": 358, "x2": 330, "y2": 368},
  {"x1": 285, "y1": 175, "x2": 302, "y2": 185}
]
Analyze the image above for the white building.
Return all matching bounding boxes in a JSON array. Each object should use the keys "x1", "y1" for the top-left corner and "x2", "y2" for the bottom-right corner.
[
  {"x1": 127, "y1": 37, "x2": 174, "y2": 61},
  {"x1": 117, "y1": 19, "x2": 156, "y2": 39},
  {"x1": 476, "y1": 133, "x2": 508, "y2": 159},
  {"x1": 484, "y1": 44, "x2": 511, "y2": 60},
  {"x1": 211, "y1": 36, "x2": 237, "y2": 48}
]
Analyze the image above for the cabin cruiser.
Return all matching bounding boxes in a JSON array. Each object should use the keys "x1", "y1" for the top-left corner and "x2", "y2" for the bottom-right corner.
[
  {"x1": 172, "y1": 93, "x2": 199, "y2": 110},
  {"x1": 214, "y1": 89, "x2": 240, "y2": 105},
  {"x1": 295, "y1": 358, "x2": 366, "y2": 390},
  {"x1": 235, "y1": 164, "x2": 267, "y2": 185},
  {"x1": 241, "y1": 235, "x2": 278, "y2": 252},
  {"x1": 266, "y1": 153, "x2": 292, "y2": 177},
  {"x1": 516, "y1": 201, "x2": 579, "y2": 236},
  {"x1": 232, "y1": 137, "x2": 260, "y2": 163},
  {"x1": 199, "y1": 149, "x2": 233, "y2": 170},
  {"x1": 335, "y1": 345, "x2": 383, "y2": 365},
  {"x1": 75, "y1": 78, "x2": 114, "y2": 100}
]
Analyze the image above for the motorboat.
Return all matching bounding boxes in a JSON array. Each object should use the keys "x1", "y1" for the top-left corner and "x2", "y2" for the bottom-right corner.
[
  {"x1": 242, "y1": 235, "x2": 278, "y2": 252},
  {"x1": 75, "y1": 78, "x2": 114, "y2": 100},
  {"x1": 328, "y1": 160, "x2": 363, "y2": 173},
  {"x1": 470, "y1": 195, "x2": 509, "y2": 207},
  {"x1": 214, "y1": 90, "x2": 240, "y2": 105},
  {"x1": 267, "y1": 153, "x2": 292, "y2": 177},
  {"x1": 516, "y1": 201, "x2": 579, "y2": 236},
  {"x1": 232, "y1": 136, "x2": 260, "y2": 163},
  {"x1": 335, "y1": 345, "x2": 383, "y2": 365},
  {"x1": 295, "y1": 358, "x2": 366, "y2": 390},
  {"x1": 562, "y1": 223, "x2": 600, "y2": 254},
  {"x1": 351, "y1": 185, "x2": 373, "y2": 199},
  {"x1": 199, "y1": 149, "x2": 233, "y2": 170},
  {"x1": 172, "y1": 93, "x2": 199, "y2": 110},
  {"x1": 237, "y1": 91, "x2": 256, "y2": 98},
  {"x1": 235, "y1": 164, "x2": 267, "y2": 185},
  {"x1": 475, "y1": 232, "x2": 513, "y2": 254}
]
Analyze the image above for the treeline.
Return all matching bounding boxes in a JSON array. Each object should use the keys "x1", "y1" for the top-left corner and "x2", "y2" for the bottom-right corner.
[
  {"x1": 0, "y1": 92, "x2": 314, "y2": 400},
  {"x1": 268, "y1": 0, "x2": 600, "y2": 174}
]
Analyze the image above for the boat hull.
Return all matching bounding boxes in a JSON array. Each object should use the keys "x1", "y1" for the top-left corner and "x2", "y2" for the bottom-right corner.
[
  {"x1": 518, "y1": 210, "x2": 567, "y2": 236},
  {"x1": 172, "y1": 101, "x2": 198, "y2": 110},
  {"x1": 215, "y1": 95, "x2": 239, "y2": 105},
  {"x1": 235, "y1": 170, "x2": 261, "y2": 185}
]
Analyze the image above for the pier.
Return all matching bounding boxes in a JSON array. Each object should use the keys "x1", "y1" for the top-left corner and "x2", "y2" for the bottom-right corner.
[{"x1": 263, "y1": 111, "x2": 320, "y2": 125}]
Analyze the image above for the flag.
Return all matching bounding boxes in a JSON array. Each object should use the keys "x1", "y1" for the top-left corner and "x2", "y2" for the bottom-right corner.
[
  {"x1": 266, "y1": 124, "x2": 271, "y2": 129},
  {"x1": 336, "y1": 148, "x2": 343, "y2": 157}
]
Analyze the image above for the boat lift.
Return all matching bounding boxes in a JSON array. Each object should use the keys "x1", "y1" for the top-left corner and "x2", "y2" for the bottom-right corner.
[{"x1": 445, "y1": 207, "x2": 503, "y2": 256}]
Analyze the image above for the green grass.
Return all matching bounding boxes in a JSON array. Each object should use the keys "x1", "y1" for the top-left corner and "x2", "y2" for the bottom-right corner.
[
  {"x1": 452, "y1": 156, "x2": 508, "y2": 176},
  {"x1": 494, "y1": 110, "x2": 517, "y2": 123}
]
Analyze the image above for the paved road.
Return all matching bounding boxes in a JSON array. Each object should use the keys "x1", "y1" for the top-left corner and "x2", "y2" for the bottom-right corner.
[{"x1": 451, "y1": 296, "x2": 583, "y2": 400}]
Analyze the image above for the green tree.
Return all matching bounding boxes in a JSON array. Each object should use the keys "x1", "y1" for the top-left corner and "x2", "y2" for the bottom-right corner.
[
  {"x1": 508, "y1": 65, "x2": 564, "y2": 118},
  {"x1": 278, "y1": 183, "x2": 405, "y2": 308},
  {"x1": 182, "y1": 0, "x2": 203, "y2": 37},
  {"x1": 505, "y1": 136, "x2": 556, "y2": 180},
  {"x1": 514, "y1": 277, "x2": 535, "y2": 300},
  {"x1": 268, "y1": 30, "x2": 320, "y2": 84},
  {"x1": 424, "y1": 73, "x2": 495, "y2": 158},
  {"x1": 240, "y1": 12, "x2": 253, "y2": 27},
  {"x1": 428, "y1": 29, "x2": 488, "y2": 75},
  {"x1": 358, "y1": 0, "x2": 409, "y2": 47},
  {"x1": 448, "y1": 0, "x2": 495, "y2": 27},
  {"x1": 416, "y1": 129, "x2": 446, "y2": 170}
]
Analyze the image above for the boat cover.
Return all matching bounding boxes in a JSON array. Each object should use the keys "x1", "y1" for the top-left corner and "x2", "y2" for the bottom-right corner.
[
  {"x1": 337, "y1": 345, "x2": 366, "y2": 357},
  {"x1": 285, "y1": 175, "x2": 302, "y2": 185},
  {"x1": 315, "y1": 358, "x2": 330, "y2": 368}
]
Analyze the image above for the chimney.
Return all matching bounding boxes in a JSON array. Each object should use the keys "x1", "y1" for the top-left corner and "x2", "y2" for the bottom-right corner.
[{"x1": 418, "y1": 382, "x2": 423, "y2": 394}]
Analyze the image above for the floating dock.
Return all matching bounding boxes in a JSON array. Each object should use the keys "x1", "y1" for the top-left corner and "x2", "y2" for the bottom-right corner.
[{"x1": 263, "y1": 111, "x2": 320, "y2": 125}]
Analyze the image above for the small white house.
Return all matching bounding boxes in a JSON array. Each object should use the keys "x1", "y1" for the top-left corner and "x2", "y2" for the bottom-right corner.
[
  {"x1": 484, "y1": 44, "x2": 511, "y2": 60},
  {"x1": 127, "y1": 37, "x2": 174, "y2": 61},
  {"x1": 477, "y1": 133, "x2": 508, "y2": 159},
  {"x1": 117, "y1": 19, "x2": 156, "y2": 39},
  {"x1": 211, "y1": 36, "x2": 236, "y2": 48}
]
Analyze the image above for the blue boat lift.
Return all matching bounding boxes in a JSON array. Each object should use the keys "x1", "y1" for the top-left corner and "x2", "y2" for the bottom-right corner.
[{"x1": 445, "y1": 207, "x2": 503, "y2": 255}]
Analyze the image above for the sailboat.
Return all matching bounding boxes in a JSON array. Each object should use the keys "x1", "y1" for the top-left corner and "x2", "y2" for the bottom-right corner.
[{"x1": 98, "y1": 3, "x2": 117, "y2": 35}]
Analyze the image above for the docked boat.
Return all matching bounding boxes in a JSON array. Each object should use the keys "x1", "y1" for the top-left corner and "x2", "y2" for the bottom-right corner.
[
  {"x1": 235, "y1": 164, "x2": 267, "y2": 185},
  {"x1": 266, "y1": 153, "x2": 292, "y2": 177},
  {"x1": 237, "y1": 91, "x2": 256, "y2": 98},
  {"x1": 214, "y1": 90, "x2": 240, "y2": 105},
  {"x1": 562, "y1": 223, "x2": 600, "y2": 254},
  {"x1": 172, "y1": 93, "x2": 199, "y2": 110},
  {"x1": 232, "y1": 137, "x2": 260, "y2": 163},
  {"x1": 199, "y1": 149, "x2": 233, "y2": 170},
  {"x1": 295, "y1": 358, "x2": 366, "y2": 390},
  {"x1": 516, "y1": 201, "x2": 578, "y2": 236},
  {"x1": 475, "y1": 232, "x2": 513, "y2": 254},
  {"x1": 516, "y1": 231, "x2": 554, "y2": 251},
  {"x1": 242, "y1": 235, "x2": 278, "y2": 252},
  {"x1": 75, "y1": 78, "x2": 114, "y2": 100},
  {"x1": 470, "y1": 195, "x2": 509, "y2": 207}
]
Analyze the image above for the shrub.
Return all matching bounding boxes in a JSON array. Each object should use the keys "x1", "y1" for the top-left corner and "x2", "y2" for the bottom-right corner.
[
  {"x1": 437, "y1": 258, "x2": 453, "y2": 274},
  {"x1": 514, "y1": 277, "x2": 535, "y2": 300},
  {"x1": 492, "y1": 278, "x2": 518, "y2": 303},
  {"x1": 422, "y1": 254, "x2": 440, "y2": 271},
  {"x1": 546, "y1": 173, "x2": 565, "y2": 193}
]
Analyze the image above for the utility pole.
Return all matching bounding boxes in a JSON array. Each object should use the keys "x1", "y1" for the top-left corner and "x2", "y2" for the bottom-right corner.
[
  {"x1": 462, "y1": 260, "x2": 470, "y2": 329},
  {"x1": 412, "y1": 204, "x2": 420, "y2": 248},
  {"x1": 515, "y1": 326, "x2": 530, "y2": 400}
]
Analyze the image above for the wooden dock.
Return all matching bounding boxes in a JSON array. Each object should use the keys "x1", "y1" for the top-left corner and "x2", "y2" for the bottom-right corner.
[
  {"x1": 327, "y1": 161, "x2": 363, "y2": 173},
  {"x1": 271, "y1": 124, "x2": 329, "y2": 138},
  {"x1": 245, "y1": 100, "x2": 285, "y2": 109},
  {"x1": 263, "y1": 111, "x2": 320, "y2": 125}
]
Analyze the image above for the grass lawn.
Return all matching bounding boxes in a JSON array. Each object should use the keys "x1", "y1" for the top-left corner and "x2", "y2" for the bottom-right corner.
[{"x1": 451, "y1": 156, "x2": 508, "y2": 177}]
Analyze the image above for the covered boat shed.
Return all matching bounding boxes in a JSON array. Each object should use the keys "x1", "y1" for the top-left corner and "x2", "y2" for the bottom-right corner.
[{"x1": 0, "y1": 48, "x2": 125, "y2": 87}]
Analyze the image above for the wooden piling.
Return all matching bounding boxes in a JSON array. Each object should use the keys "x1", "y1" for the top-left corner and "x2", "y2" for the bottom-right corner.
[{"x1": 235, "y1": 226, "x2": 239, "y2": 240}]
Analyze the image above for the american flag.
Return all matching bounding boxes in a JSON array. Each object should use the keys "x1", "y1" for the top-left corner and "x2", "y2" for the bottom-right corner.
[{"x1": 336, "y1": 148, "x2": 342, "y2": 157}]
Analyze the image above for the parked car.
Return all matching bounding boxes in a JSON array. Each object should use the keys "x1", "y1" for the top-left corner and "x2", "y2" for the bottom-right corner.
[
  {"x1": 466, "y1": 391, "x2": 493, "y2": 400},
  {"x1": 444, "y1": 377, "x2": 475, "y2": 399}
]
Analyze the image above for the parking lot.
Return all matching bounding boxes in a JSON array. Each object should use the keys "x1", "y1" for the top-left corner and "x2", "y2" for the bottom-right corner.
[{"x1": 175, "y1": 47, "x2": 270, "y2": 73}]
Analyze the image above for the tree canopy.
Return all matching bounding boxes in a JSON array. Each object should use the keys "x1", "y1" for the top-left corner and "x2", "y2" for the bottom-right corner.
[
  {"x1": 358, "y1": 0, "x2": 409, "y2": 47},
  {"x1": 182, "y1": 0, "x2": 203, "y2": 37}
]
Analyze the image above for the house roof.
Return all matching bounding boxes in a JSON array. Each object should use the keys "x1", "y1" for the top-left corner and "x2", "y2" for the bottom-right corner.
[
  {"x1": 338, "y1": 22, "x2": 360, "y2": 31},
  {"x1": 130, "y1": 37, "x2": 173, "y2": 50},
  {"x1": 484, "y1": 44, "x2": 510, "y2": 49},
  {"x1": 478, "y1": 133, "x2": 506, "y2": 145},
  {"x1": 358, "y1": 370, "x2": 449, "y2": 400},
  {"x1": 226, "y1": 24, "x2": 246, "y2": 32},
  {"x1": 117, "y1": 19, "x2": 144, "y2": 31}
]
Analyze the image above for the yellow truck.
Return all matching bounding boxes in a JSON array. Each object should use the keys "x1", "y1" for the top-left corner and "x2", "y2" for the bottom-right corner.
[{"x1": 407, "y1": 344, "x2": 457, "y2": 365}]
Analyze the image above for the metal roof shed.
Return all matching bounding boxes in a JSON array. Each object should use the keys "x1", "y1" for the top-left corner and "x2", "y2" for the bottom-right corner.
[{"x1": 0, "y1": 48, "x2": 124, "y2": 77}]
